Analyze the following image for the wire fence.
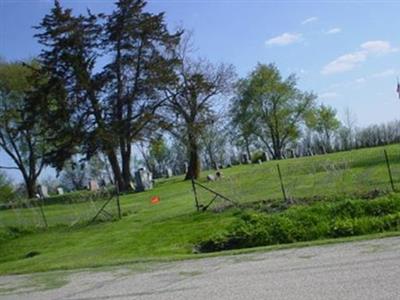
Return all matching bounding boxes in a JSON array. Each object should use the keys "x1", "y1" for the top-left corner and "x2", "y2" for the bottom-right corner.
[
  {"x1": 1, "y1": 146, "x2": 400, "y2": 230},
  {"x1": 193, "y1": 146, "x2": 400, "y2": 211},
  {"x1": 0, "y1": 188, "x2": 121, "y2": 230}
]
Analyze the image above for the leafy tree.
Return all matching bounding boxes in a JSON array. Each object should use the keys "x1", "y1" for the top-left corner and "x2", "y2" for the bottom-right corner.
[
  {"x1": 0, "y1": 61, "x2": 50, "y2": 198},
  {"x1": 102, "y1": 0, "x2": 181, "y2": 187},
  {"x1": 139, "y1": 136, "x2": 170, "y2": 177},
  {"x1": 201, "y1": 121, "x2": 229, "y2": 169},
  {"x1": 165, "y1": 58, "x2": 235, "y2": 179},
  {"x1": 32, "y1": 0, "x2": 181, "y2": 191},
  {"x1": 233, "y1": 64, "x2": 316, "y2": 159},
  {"x1": 306, "y1": 104, "x2": 341, "y2": 153},
  {"x1": 230, "y1": 79, "x2": 257, "y2": 161}
]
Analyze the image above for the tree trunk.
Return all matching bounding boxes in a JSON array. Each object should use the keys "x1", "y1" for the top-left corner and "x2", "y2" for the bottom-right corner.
[
  {"x1": 106, "y1": 149, "x2": 125, "y2": 192},
  {"x1": 273, "y1": 143, "x2": 283, "y2": 160},
  {"x1": 244, "y1": 136, "x2": 252, "y2": 162},
  {"x1": 185, "y1": 135, "x2": 200, "y2": 180},
  {"x1": 25, "y1": 177, "x2": 37, "y2": 199},
  {"x1": 121, "y1": 147, "x2": 132, "y2": 190}
]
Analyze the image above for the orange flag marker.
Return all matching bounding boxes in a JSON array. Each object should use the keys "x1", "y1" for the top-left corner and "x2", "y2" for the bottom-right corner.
[{"x1": 151, "y1": 196, "x2": 160, "y2": 204}]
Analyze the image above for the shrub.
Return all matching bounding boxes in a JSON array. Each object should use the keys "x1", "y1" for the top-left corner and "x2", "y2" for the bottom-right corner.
[
  {"x1": 197, "y1": 195, "x2": 400, "y2": 253},
  {"x1": 251, "y1": 151, "x2": 265, "y2": 164}
]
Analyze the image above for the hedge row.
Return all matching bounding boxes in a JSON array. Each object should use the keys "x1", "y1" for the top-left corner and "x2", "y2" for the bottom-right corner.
[{"x1": 197, "y1": 195, "x2": 400, "y2": 252}]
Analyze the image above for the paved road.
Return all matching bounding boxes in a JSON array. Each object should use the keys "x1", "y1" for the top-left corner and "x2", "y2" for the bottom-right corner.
[{"x1": 1, "y1": 237, "x2": 400, "y2": 300}]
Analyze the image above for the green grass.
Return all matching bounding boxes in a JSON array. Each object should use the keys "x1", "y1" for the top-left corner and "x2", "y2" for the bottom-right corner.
[{"x1": 1, "y1": 144, "x2": 400, "y2": 275}]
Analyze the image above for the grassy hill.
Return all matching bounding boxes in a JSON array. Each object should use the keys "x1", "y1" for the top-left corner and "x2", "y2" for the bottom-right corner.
[{"x1": 1, "y1": 144, "x2": 400, "y2": 274}]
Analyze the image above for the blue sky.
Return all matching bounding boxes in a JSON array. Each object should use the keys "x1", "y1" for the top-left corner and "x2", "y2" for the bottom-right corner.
[{"x1": 1, "y1": 0, "x2": 400, "y2": 181}]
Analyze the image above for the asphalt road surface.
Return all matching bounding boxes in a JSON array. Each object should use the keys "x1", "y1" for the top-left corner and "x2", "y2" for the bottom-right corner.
[{"x1": 1, "y1": 237, "x2": 400, "y2": 300}]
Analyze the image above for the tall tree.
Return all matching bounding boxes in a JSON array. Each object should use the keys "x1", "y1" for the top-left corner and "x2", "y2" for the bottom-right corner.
[
  {"x1": 0, "y1": 61, "x2": 49, "y2": 198},
  {"x1": 165, "y1": 58, "x2": 235, "y2": 179},
  {"x1": 233, "y1": 64, "x2": 316, "y2": 159},
  {"x1": 201, "y1": 121, "x2": 229, "y2": 169},
  {"x1": 32, "y1": 0, "x2": 181, "y2": 191},
  {"x1": 139, "y1": 136, "x2": 170, "y2": 177},
  {"x1": 306, "y1": 104, "x2": 341, "y2": 153},
  {"x1": 230, "y1": 79, "x2": 257, "y2": 161},
  {"x1": 102, "y1": 0, "x2": 181, "y2": 186}
]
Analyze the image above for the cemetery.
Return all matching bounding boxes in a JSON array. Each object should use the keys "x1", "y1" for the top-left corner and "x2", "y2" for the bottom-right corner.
[
  {"x1": 2, "y1": 144, "x2": 400, "y2": 275},
  {"x1": 1, "y1": 4, "x2": 400, "y2": 299}
]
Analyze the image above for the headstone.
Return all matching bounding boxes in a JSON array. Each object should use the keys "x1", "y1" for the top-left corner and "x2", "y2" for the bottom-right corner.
[
  {"x1": 129, "y1": 181, "x2": 136, "y2": 191},
  {"x1": 286, "y1": 149, "x2": 296, "y2": 159},
  {"x1": 56, "y1": 187, "x2": 64, "y2": 195},
  {"x1": 207, "y1": 174, "x2": 216, "y2": 181},
  {"x1": 89, "y1": 180, "x2": 99, "y2": 192},
  {"x1": 135, "y1": 168, "x2": 153, "y2": 192},
  {"x1": 183, "y1": 162, "x2": 189, "y2": 174},
  {"x1": 241, "y1": 153, "x2": 251, "y2": 164},
  {"x1": 37, "y1": 185, "x2": 49, "y2": 198},
  {"x1": 99, "y1": 179, "x2": 106, "y2": 187},
  {"x1": 258, "y1": 159, "x2": 262, "y2": 165},
  {"x1": 166, "y1": 168, "x2": 173, "y2": 178},
  {"x1": 262, "y1": 152, "x2": 270, "y2": 162}
]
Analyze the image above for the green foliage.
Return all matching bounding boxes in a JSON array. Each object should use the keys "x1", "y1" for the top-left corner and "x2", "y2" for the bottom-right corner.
[
  {"x1": 0, "y1": 172, "x2": 14, "y2": 204},
  {"x1": 251, "y1": 150, "x2": 264, "y2": 163},
  {"x1": 0, "y1": 60, "x2": 49, "y2": 198},
  {"x1": 306, "y1": 104, "x2": 341, "y2": 152},
  {"x1": 197, "y1": 195, "x2": 400, "y2": 252},
  {"x1": 231, "y1": 63, "x2": 316, "y2": 159},
  {"x1": 32, "y1": 0, "x2": 182, "y2": 191}
]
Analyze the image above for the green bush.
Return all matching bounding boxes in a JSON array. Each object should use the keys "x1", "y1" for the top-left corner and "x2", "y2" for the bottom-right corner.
[
  {"x1": 197, "y1": 195, "x2": 400, "y2": 253},
  {"x1": 251, "y1": 151, "x2": 265, "y2": 163}
]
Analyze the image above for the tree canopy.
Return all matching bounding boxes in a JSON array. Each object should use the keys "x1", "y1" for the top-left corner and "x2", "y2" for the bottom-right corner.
[{"x1": 231, "y1": 63, "x2": 317, "y2": 159}]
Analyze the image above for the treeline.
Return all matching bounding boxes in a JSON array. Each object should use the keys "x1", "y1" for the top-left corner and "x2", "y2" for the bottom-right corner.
[{"x1": 0, "y1": 0, "x2": 398, "y2": 198}]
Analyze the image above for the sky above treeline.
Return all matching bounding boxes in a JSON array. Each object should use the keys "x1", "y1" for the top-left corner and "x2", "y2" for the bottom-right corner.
[{"x1": 1, "y1": 0, "x2": 400, "y2": 180}]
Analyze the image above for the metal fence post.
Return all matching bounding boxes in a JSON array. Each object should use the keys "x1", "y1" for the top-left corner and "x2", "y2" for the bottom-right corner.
[
  {"x1": 384, "y1": 149, "x2": 396, "y2": 192},
  {"x1": 191, "y1": 177, "x2": 200, "y2": 212},
  {"x1": 116, "y1": 184, "x2": 122, "y2": 219},
  {"x1": 277, "y1": 163, "x2": 288, "y2": 202},
  {"x1": 38, "y1": 198, "x2": 48, "y2": 228}
]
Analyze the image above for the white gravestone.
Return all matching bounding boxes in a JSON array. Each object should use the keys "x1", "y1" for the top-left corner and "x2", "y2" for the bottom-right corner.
[{"x1": 135, "y1": 169, "x2": 153, "y2": 192}]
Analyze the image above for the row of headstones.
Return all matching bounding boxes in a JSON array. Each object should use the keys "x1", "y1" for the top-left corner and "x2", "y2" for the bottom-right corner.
[
  {"x1": 41, "y1": 148, "x2": 316, "y2": 197},
  {"x1": 36, "y1": 185, "x2": 63, "y2": 199},
  {"x1": 36, "y1": 179, "x2": 104, "y2": 199},
  {"x1": 206, "y1": 148, "x2": 316, "y2": 170},
  {"x1": 240, "y1": 148, "x2": 318, "y2": 164}
]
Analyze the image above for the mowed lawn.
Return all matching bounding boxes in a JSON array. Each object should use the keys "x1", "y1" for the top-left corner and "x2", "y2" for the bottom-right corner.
[{"x1": 1, "y1": 144, "x2": 400, "y2": 274}]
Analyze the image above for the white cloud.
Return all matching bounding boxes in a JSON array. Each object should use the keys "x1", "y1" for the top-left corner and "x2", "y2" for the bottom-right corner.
[
  {"x1": 321, "y1": 51, "x2": 367, "y2": 75},
  {"x1": 355, "y1": 77, "x2": 366, "y2": 84},
  {"x1": 326, "y1": 28, "x2": 341, "y2": 35},
  {"x1": 360, "y1": 41, "x2": 397, "y2": 54},
  {"x1": 265, "y1": 33, "x2": 302, "y2": 46},
  {"x1": 321, "y1": 40, "x2": 398, "y2": 75},
  {"x1": 319, "y1": 92, "x2": 338, "y2": 99},
  {"x1": 371, "y1": 69, "x2": 396, "y2": 78},
  {"x1": 302, "y1": 17, "x2": 318, "y2": 25}
]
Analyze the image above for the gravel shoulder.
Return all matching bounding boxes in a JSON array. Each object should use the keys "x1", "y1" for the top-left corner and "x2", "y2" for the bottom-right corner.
[{"x1": 1, "y1": 236, "x2": 400, "y2": 300}]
